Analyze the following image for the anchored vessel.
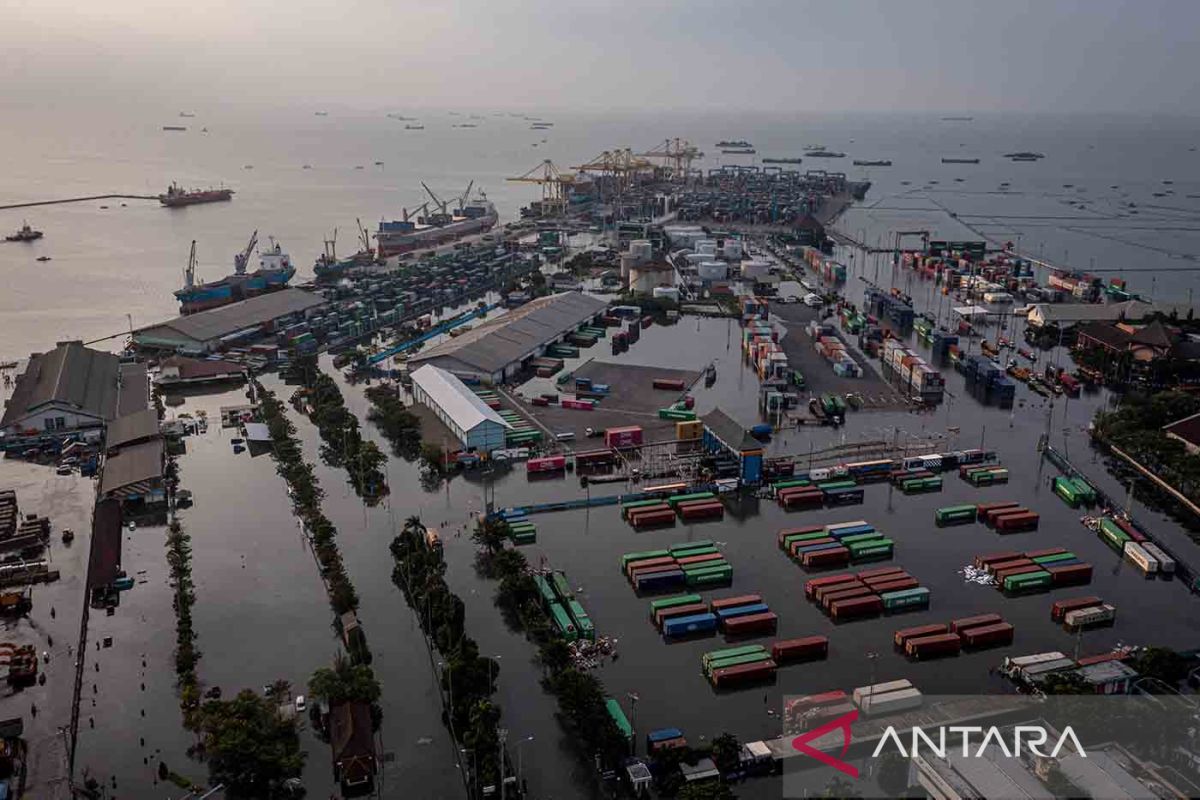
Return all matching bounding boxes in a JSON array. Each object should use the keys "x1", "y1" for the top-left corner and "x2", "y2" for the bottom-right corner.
[
  {"x1": 158, "y1": 183, "x2": 234, "y2": 207},
  {"x1": 5, "y1": 222, "x2": 43, "y2": 242},
  {"x1": 174, "y1": 231, "x2": 295, "y2": 314},
  {"x1": 314, "y1": 219, "x2": 379, "y2": 282},
  {"x1": 375, "y1": 182, "x2": 498, "y2": 258}
]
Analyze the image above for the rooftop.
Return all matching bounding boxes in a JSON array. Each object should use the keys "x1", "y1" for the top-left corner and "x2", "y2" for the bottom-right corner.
[
  {"x1": 100, "y1": 438, "x2": 165, "y2": 497},
  {"x1": 1032, "y1": 300, "x2": 1196, "y2": 325},
  {"x1": 135, "y1": 288, "x2": 325, "y2": 345},
  {"x1": 411, "y1": 364, "x2": 512, "y2": 434},
  {"x1": 409, "y1": 291, "x2": 608, "y2": 374},
  {"x1": 1, "y1": 341, "x2": 121, "y2": 429},
  {"x1": 1164, "y1": 411, "x2": 1200, "y2": 448},
  {"x1": 702, "y1": 407, "x2": 760, "y2": 451},
  {"x1": 105, "y1": 409, "x2": 160, "y2": 451},
  {"x1": 329, "y1": 700, "x2": 376, "y2": 784}
]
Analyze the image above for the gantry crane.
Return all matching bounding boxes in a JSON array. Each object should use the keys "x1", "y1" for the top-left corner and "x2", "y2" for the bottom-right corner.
[
  {"x1": 635, "y1": 138, "x2": 702, "y2": 179},
  {"x1": 506, "y1": 159, "x2": 577, "y2": 213},
  {"x1": 573, "y1": 148, "x2": 655, "y2": 199}
]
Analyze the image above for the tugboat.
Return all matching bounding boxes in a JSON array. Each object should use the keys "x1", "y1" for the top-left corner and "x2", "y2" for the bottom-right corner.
[{"x1": 5, "y1": 222, "x2": 43, "y2": 242}]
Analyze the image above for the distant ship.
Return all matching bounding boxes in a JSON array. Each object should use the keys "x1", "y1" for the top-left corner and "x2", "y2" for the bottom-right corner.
[
  {"x1": 159, "y1": 183, "x2": 234, "y2": 208},
  {"x1": 762, "y1": 157, "x2": 803, "y2": 164},
  {"x1": 941, "y1": 116, "x2": 974, "y2": 121},
  {"x1": 6, "y1": 222, "x2": 43, "y2": 242},
  {"x1": 853, "y1": 159, "x2": 892, "y2": 166},
  {"x1": 179, "y1": 111, "x2": 195, "y2": 118},
  {"x1": 174, "y1": 232, "x2": 295, "y2": 314},
  {"x1": 942, "y1": 157, "x2": 980, "y2": 164},
  {"x1": 314, "y1": 220, "x2": 378, "y2": 282},
  {"x1": 806, "y1": 149, "x2": 846, "y2": 158},
  {"x1": 314, "y1": 111, "x2": 329, "y2": 116},
  {"x1": 376, "y1": 182, "x2": 498, "y2": 258},
  {"x1": 721, "y1": 148, "x2": 756, "y2": 154},
  {"x1": 716, "y1": 140, "x2": 752, "y2": 148},
  {"x1": 1005, "y1": 152, "x2": 1045, "y2": 161},
  {"x1": 405, "y1": 124, "x2": 424, "y2": 130},
  {"x1": 162, "y1": 126, "x2": 187, "y2": 132},
  {"x1": 531, "y1": 122, "x2": 553, "y2": 129}
]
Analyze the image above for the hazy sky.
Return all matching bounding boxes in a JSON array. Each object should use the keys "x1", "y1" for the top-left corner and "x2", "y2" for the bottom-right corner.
[{"x1": 4, "y1": 0, "x2": 1197, "y2": 114}]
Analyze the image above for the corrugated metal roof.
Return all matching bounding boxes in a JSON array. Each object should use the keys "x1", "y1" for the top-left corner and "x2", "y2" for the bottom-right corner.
[
  {"x1": 134, "y1": 288, "x2": 325, "y2": 345},
  {"x1": 411, "y1": 365, "x2": 511, "y2": 435},
  {"x1": 100, "y1": 438, "x2": 165, "y2": 496},
  {"x1": 105, "y1": 409, "x2": 160, "y2": 451},
  {"x1": 409, "y1": 292, "x2": 608, "y2": 374},
  {"x1": 1, "y1": 341, "x2": 120, "y2": 428}
]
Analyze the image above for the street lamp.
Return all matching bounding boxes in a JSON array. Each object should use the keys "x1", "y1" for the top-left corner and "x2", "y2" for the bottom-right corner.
[
  {"x1": 490, "y1": 654, "x2": 502, "y2": 690},
  {"x1": 517, "y1": 735, "x2": 534, "y2": 790}
]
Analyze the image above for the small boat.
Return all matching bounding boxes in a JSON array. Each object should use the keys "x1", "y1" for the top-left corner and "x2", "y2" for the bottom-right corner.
[
  {"x1": 374, "y1": 161, "x2": 384, "y2": 166},
  {"x1": 35, "y1": 256, "x2": 51, "y2": 262},
  {"x1": 61, "y1": 529, "x2": 75, "y2": 544},
  {"x1": 162, "y1": 125, "x2": 187, "y2": 132},
  {"x1": 941, "y1": 157, "x2": 980, "y2": 164},
  {"x1": 6, "y1": 222, "x2": 43, "y2": 242},
  {"x1": 233, "y1": 445, "x2": 246, "y2": 454},
  {"x1": 231, "y1": 438, "x2": 245, "y2": 445}
]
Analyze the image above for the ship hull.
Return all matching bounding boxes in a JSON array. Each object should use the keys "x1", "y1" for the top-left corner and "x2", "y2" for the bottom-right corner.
[
  {"x1": 376, "y1": 213, "x2": 498, "y2": 258},
  {"x1": 160, "y1": 190, "x2": 234, "y2": 208},
  {"x1": 175, "y1": 268, "x2": 294, "y2": 314}
]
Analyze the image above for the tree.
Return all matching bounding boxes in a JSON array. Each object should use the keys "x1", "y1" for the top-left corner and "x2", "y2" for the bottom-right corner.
[
  {"x1": 1130, "y1": 646, "x2": 1188, "y2": 687},
  {"x1": 876, "y1": 751, "x2": 909, "y2": 796},
  {"x1": 710, "y1": 732, "x2": 741, "y2": 775},
  {"x1": 308, "y1": 653, "x2": 381, "y2": 706},
  {"x1": 678, "y1": 781, "x2": 737, "y2": 800},
  {"x1": 191, "y1": 688, "x2": 305, "y2": 797},
  {"x1": 472, "y1": 517, "x2": 509, "y2": 553},
  {"x1": 820, "y1": 776, "x2": 862, "y2": 798}
]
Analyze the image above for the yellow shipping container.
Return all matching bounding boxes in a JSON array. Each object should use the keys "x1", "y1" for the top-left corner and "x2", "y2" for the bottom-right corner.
[{"x1": 676, "y1": 420, "x2": 703, "y2": 440}]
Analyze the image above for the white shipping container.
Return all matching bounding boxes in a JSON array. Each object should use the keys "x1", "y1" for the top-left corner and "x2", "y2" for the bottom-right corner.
[
  {"x1": 1020, "y1": 657, "x2": 1077, "y2": 677},
  {"x1": 852, "y1": 679, "x2": 913, "y2": 704},
  {"x1": 1005, "y1": 651, "x2": 1067, "y2": 669},
  {"x1": 1140, "y1": 542, "x2": 1176, "y2": 574},
  {"x1": 1063, "y1": 604, "x2": 1116, "y2": 628},
  {"x1": 858, "y1": 687, "x2": 924, "y2": 716},
  {"x1": 1123, "y1": 541, "x2": 1159, "y2": 575},
  {"x1": 825, "y1": 520, "x2": 870, "y2": 535}
]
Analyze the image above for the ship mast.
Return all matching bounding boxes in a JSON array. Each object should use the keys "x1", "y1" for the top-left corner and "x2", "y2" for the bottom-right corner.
[{"x1": 183, "y1": 240, "x2": 197, "y2": 289}]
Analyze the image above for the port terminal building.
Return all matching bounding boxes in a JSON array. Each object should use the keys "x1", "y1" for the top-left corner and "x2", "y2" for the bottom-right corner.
[
  {"x1": 410, "y1": 364, "x2": 511, "y2": 452},
  {"x1": 700, "y1": 408, "x2": 764, "y2": 484},
  {"x1": 407, "y1": 291, "x2": 608, "y2": 384},
  {"x1": 132, "y1": 288, "x2": 325, "y2": 354}
]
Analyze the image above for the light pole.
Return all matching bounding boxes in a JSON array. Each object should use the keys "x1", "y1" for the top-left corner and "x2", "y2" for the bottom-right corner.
[
  {"x1": 461, "y1": 747, "x2": 477, "y2": 798},
  {"x1": 498, "y1": 727, "x2": 508, "y2": 800},
  {"x1": 517, "y1": 735, "x2": 534, "y2": 790},
  {"x1": 489, "y1": 654, "x2": 502, "y2": 692}
]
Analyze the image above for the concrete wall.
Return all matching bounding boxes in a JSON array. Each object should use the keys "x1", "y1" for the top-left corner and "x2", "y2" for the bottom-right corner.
[{"x1": 3, "y1": 404, "x2": 106, "y2": 437}]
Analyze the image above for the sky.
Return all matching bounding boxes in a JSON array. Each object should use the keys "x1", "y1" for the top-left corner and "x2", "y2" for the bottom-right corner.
[{"x1": 3, "y1": 0, "x2": 1198, "y2": 114}]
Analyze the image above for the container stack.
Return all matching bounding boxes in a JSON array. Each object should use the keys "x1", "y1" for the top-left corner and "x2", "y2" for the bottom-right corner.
[
  {"x1": 534, "y1": 571, "x2": 595, "y2": 641},
  {"x1": 530, "y1": 356, "x2": 564, "y2": 377},
  {"x1": 984, "y1": 503, "x2": 1039, "y2": 533},
  {"x1": 501, "y1": 408, "x2": 542, "y2": 446},
  {"x1": 960, "y1": 464, "x2": 1010, "y2": 486},
  {"x1": 900, "y1": 474, "x2": 942, "y2": 494},
  {"x1": 895, "y1": 613, "x2": 1014, "y2": 660},
  {"x1": 711, "y1": 593, "x2": 778, "y2": 637},
  {"x1": 778, "y1": 521, "x2": 894, "y2": 570},
  {"x1": 973, "y1": 547, "x2": 1093, "y2": 593},
  {"x1": 865, "y1": 288, "x2": 916, "y2": 334},
  {"x1": 702, "y1": 644, "x2": 777, "y2": 688},
  {"x1": 622, "y1": 540, "x2": 731, "y2": 593},
  {"x1": 771, "y1": 636, "x2": 829, "y2": 665},
  {"x1": 958, "y1": 354, "x2": 1015, "y2": 408},
  {"x1": 810, "y1": 326, "x2": 862, "y2": 378},
  {"x1": 1052, "y1": 476, "x2": 1096, "y2": 508},
  {"x1": 622, "y1": 499, "x2": 676, "y2": 529},
  {"x1": 804, "y1": 566, "x2": 929, "y2": 621},
  {"x1": 775, "y1": 481, "x2": 823, "y2": 510},
  {"x1": 648, "y1": 593, "x2": 706, "y2": 632},
  {"x1": 852, "y1": 679, "x2": 923, "y2": 716},
  {"x1": 882, "y1": 339, "x2": 944, "y2": 403},
  {"x1": 1051, "y1": 595, "x2": 1107, "y2": 623},
  {"x1": 503, "y1": 513, "x2": 537, "y2": 545}
]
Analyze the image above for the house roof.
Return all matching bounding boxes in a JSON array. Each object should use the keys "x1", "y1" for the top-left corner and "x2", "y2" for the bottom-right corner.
[
  {"x1": 106, "y1": 409, "x2": 160, "y2": 451},
  {"x1": 1129, "y1": 319, "x2": 1176, "y2": 348},
  {"x1": 161, "y1": 356, "x2": 247, "y2": 380},
  {"x1": 410, "y1": 365, "x2": 511, "y2": 434},
  {"x1": 1032, "y1": 300, "x2": 1195, "y2": 325},
  {"x1": 1, "y1": 341, "x2": 121, "y2": 429},
  {"x1": 1077, "y1": 321, "x2": 1133, "y2": 350},
  {"x1": 135, "y1": 288, "x2": 324, "y2": 346},
  {"x1": 1164, "y1": 412, "x2": 1200, "y2": 448},
  {"x1": 329, "y1": 700, "x2": 376, "y2": 783},
  {"x1": 409, "y1": 291, "x2": 608, "y2": 374},
  {"x1": 100, "y1": 438, "x2": 165, "y2": 497}
]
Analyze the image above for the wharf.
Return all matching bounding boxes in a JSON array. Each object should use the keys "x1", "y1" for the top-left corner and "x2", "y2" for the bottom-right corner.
[
  {"x1": 0, "y1": 194, "x2": 158, "y2": 210},
  {"x1": 492, "y1": 482, "x2": 719, "y2": 519},
  {"x1": 364, "y1": 302, "x2": 499, "y2": 365}
]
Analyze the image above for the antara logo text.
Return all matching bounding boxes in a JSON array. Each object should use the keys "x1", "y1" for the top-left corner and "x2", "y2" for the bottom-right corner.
[{"x1": 871, "y1": 725, "x2": 1088, "y2": 760}]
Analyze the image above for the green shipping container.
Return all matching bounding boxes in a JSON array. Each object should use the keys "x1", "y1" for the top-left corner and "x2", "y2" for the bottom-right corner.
[
  {"x1": 551, "y1": 571, "x2": 573, "y2": 601},
  {"x1": 840, "y1": 532, "x2": 884, "y2": 546},
  {"x1": 534, "y1": 575, "x2": 556, "y2": 607},
  {"x1": 682, "y1": 559, "x2": 728, "y2": 574},
  {"x1": 818, "y1": 480, "x2": 857, "y2": 491},
  {"x1": 605, "y1": 699, "x2": 633, "y2": 741},
  {"x1": 783, "y1": 531, "x2": 830, "y2": 547},
  {"x1": 704, "y1": 651, "x2": 772, "y2": 675},
  {"x1": 1032, "y1": 552, "x2": 1076, "y2": 565},
  {"x1": 548, "y1": 602, "x2": 578, "y2": 641},
  {"x1": 667, "y1": 494, "x2": 715, "y2": 509},
  {"x1": 511, "y1": 530, "x2": 536, "y2": 545},
  {"x1": 568, "y1": 600, "x2": 594, "y2": 639},
  {"x1": 1069, "y1": 477, "x2": 1096, "y2": 503},
  {"x1": 649, "y1": 594, "x2": 703, "y2": 613},
  {"x1": 1003, "y1": 571, "x2": 1052, "y2": 592},
  {"x1": 622, "y1": 549, "x2": 670, "y2": 568},
  {"x1": 669, "y1": 538, "x2": 715, "y2": 553},
  {"x1": 773, "y1": 479, "x2": 812, "y2": 491},
  {"x1": 880, "y1": 587, "x2": 930, "y2": 610},
  {"x1": 702, "y1": 645, "x2": 766, "y2": 667}
]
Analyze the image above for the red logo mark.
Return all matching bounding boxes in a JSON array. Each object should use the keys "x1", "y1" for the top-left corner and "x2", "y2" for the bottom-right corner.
[{"x1": 790, "y1": 709, "x2": 859, "y2": 778}]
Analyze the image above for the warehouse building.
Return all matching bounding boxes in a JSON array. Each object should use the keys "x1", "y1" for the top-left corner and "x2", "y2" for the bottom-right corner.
[
  {"x1": 132, "y1": 288, "x2": 325, "y2": 354},
  {"x1": 408, "y1": 291, "x2": 608, "y2": 383},
  {"x1": 410, "y1": 364, "x2": 511, "y2": 452}
]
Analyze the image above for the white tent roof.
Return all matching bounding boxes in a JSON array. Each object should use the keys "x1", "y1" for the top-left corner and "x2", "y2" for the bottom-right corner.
[
  {"x1": 411, "y1": 365, "x2": 512, "y2": 434},
  {"x1": 953, "y1": 305, "x2": 991, "y2": 317}
]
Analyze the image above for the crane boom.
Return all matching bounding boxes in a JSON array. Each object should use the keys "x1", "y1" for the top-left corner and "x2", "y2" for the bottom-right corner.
[
  {"x1": 234, "y1": 230, "x2": 258, "y2": 275},
  {"x1": 421, "y1": 182, "x2": 448, "y2": 214}
]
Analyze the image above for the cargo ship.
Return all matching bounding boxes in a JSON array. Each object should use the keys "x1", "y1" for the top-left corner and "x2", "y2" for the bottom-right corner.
[
  {"x1": 313, "y1": 220, "x2": 378, "y2": 282},
  {"x1": 721, "y1": 148, "x2": 756, "y2": 154},
  {"x1": 715, "y1": 140, "x2": 752, "y2": 148},
  {"x1": 174, "y1": 231, "x2": 295, "y2": 314},
  {"x1": 853, "y1": 160, "x2": 892, "y2": 166},
  {"x1": 159, "y1": 182, "x2": 234, "y2": 208},
  {"x1": 5, "y1": 222, "x2": 43, "y2": 242},
  {"x1": 806, "y1": 149, "x2": 846, "y2": 158},
  {"x1": 761, "y1": 157, "x2": 803, "y2": 164},
  {"x1": 375, "y1": 182, "x2": 498, "y2": 258},
  {"x1": 942, "y1": 158, "x2": 980, "y2": 164}
]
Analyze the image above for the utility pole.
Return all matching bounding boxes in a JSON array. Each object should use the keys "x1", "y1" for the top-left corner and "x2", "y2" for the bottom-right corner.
[{"x1": 498, "y1": 727, "x2": 507, "y2": 800}]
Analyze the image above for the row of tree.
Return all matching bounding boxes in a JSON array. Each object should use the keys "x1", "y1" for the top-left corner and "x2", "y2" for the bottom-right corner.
[
  {"x1": 390, "y1": 517, "x2": 507, "y2": 796},
  {"x1": 362, "y1": 383, "x2": 447, "y2": 486},
  {"x1": 286, "y1": 354, "x2": 389, "y2": 502},
  {"x1": 1093, "y1": 389, "x2": 1200, "y2": 501}
]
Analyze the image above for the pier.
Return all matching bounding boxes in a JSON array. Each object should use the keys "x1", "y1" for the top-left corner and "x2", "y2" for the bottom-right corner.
[{"x1": 0, "y1": 194, "x2": 158, "y2": 211}]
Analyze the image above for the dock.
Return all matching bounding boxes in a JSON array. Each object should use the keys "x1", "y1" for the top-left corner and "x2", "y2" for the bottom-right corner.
[{"x1": 0, "y1": 194, "x2": 158, "y2": 210}]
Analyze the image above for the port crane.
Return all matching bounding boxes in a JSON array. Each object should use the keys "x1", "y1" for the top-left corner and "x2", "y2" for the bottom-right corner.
[
  {"x1": 635, "y1": 138, "x2": 703, "y2": 180},
  {"x1": 182, "y1": 240, "x2": 198, "y2": 289},
  {"x1": 456, "y1": 179, "x2": 474, "y2": 212},
  {"x1": 506, "y1": 159, "x2": 577, "y2": 214},
  {"x1": 573, "y1": 148, "x2": 654, "y2": 199},
  {"x1": 233, "y1": 230, "x2": 259, "y2": 275},
  {"x1": 422, "y1": 182, "x2": 452, "y2": 223}
]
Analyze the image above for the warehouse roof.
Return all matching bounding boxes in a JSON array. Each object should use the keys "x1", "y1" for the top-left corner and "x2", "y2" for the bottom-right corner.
[
  {"x1": 411, "y1": 365, "x2": 511, "y2": 434},
  {"x1": 701, "y1": 407, "x2": 759, "y2": 451},
  {"x1": 409, "y1": 292, "x2": 608, "y2": 374},
  {"x1": 100, "y1": 438, "x2": 165, "y2": 497},
  {"x1": 1, "y1": 341, "x2": 121, "y2": 428},
  {"x1": 105, "y1": 409, "x2": 160, "y2": 451},
  {"x1": 135, "y1": 289, "x2": 325, "y2": 345},
  {"x1": 1030, "y1": 300, "x2": 1195, "y2": 326}
]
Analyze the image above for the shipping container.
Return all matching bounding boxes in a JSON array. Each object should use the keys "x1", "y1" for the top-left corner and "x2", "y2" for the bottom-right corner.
[
  {"x1": 1140, "y1": 542, "x2": 1176, "y2": 574},
  {"x1": 623, "y1": 549, "x2": 670, "y2": 568},
  {"x1": 527, "y1": 455, "x2": 567, "y2": 473},
  {"x1": 935, "y1": 504, "x2": 978, "y2": 526},
  {"x1": 548, "y1": 602, "x2": 578, "y2": 641},
  {"x1": 652, "y1": 378, "x2": 687, "y2": 391},
  {"x1": 670, "y1": 540, "x2": 716, "y2": 555},
  {"x1": 975, "y1": 501, "x2": 1021, "y2": 522},
  {"x1": 960, "y1": 622, "x2": 1014, "y2": 648},
  {"x1": 905, "y1": 634, "x2": 962, "y2": 660},
  {"x1": 804, "y1": 574, "x2": 858, "y2": 600},
  {"x1": 634, "y1": 569, "x2": 687, "y2": 593},
  {"x1": 1047, "y1": 563, "x2": 1093, "y2": 586},
  {"x1": 702, "y1": 645, "x2": 767, "y2": 668},
  {"x1": 893, "y1": 624, "x2": 948, "y2": 648},
  {"x1": 723, "y1": 612, "x2": 779, "y2": 636},
  {"x1": 710, "y1": 594, "x2": 764, "y2": 611},
  {"x1": 771, "y1": 636, "x2": 829, "y2": 663},
  {"x1": 676, "y1": 552, "x2": 725, "y2": 568},
  {"x1": 715, "y1": 603, "x2": 771, "y2": 622},
  {"x1": 949, "y1": 613, "x2": 1003, "y2": 634},
  {"x1": 1050, "y1": 596, "x2": 1103, "y2": 622},
  {"x1": 630, "y1": 509, "x2": 677, "y2": 529},
  {"x1": 1123, "y1": 542, "x2": 1159, "y2": 575},
  {"x1": 1002, "y1": 571, "x2": 1053, "y2": 593},
  {"x1": 1063, "y1": 604, "x2": 1116, "y2": 629},
  {"x1": 679, "y1": 501, "x2": 726, "y2": 521},
  {"x1": 709, "y1": 659, "x2": 777, "y2": 688},
  {"x1": 880, "y1": 587, "x2": 930, "y2": 611},
  {"x1": 852, "y1": 679, "x2": 913, "y2": 705},
  {"x1": 655, "y1": 603, "x2": 710, "y2": 628},
  {"x1": 705, "y1": 651, "x2": 772, "y2": 674},
  {"x1": 662, "y1": 612, "x2": 718, "y2": 638},
  {"x1": 829, "y1": 595, "x2": 883, "y2": 620},
  {"x1": 865, "y1": 576, "x2": 919, "y2": 594},
  {"x1": 778, "y1": 526, "x2": 825, "y2": 548},
  {"x1": 803, "y1": 547, "x2": 852, "y2": 568},
  {"x1": 625, "y1": 556, "x2": 677, "y2": 578},
  {"x1": 1032, "y1": 552, "x2": 1077, "y2": 565},
  {"x1": 994, "y1": 511, "x2": 1040, "y2": 532}
]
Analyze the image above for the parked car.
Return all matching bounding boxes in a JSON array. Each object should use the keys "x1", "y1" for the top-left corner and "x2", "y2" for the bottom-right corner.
[
  {"x1": 294, "y1": 695, "x2": 306, "y2": 713},
  {"x1": 803, "y1": 293, "x2": 823, "y2": 308}
]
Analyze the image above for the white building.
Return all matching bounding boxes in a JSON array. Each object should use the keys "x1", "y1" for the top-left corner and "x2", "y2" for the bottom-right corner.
[{"x1": 410, "y1": 365, "x2": 511, "y2": 452}]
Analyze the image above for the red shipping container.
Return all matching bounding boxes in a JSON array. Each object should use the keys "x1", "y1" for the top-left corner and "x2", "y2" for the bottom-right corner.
[
  {"x1": 994, "y1": 511, "x2": 1040, "y2": 532},
  {"x1": 960, "y1": 623, "x2": 1014, "y2": 648},
  {"x1": 675, "y1": 552, "x2": 725, "y2": 567},
  {"x1": 772, "y1": 636, "x2": 829, "y2": 663},
  {"x1": 894, "y1": 623, "x2": 948, "y2": 647},
  {"x1": 993, "y1": 564, "x2": 1046, "y2": 583},
  {"x1": 976, "y1": 501, "x2": 1021, "y2": 522},
  {"x1": 723, "y1": 611, "x2": 779, "y2": 636},
  {"x1": 628, "y1": 561, "x2": 681, "y2": 581},
  {"x1": 1076, "y1": 652, "x2": 1124, "y2": 666},
  {"x1": 985, "y1": 558, "x2": 1035, "y2": 575},
  {"x1": 789, "y1": 538, "x2": 837, "y2": 557},
  {"x1": 803, "y1": 548, "x2": 851, "y2": 569},
  {"x1": 652, "y1": 378, "x2": 686, "y2": 391},
  {"x1": 974, "y1": 551, "x2": 1023, "y2": 569},
  {"x1": 710, "y1": 659, "x2": 777, "y2": 688},
  {"x1": 1023, "y1": 547, "x2": 1067, "y2": 560},
  {"x1": 829, "y1": 595, "x2": 883, "y2": 620},
  {"x1": 1050, "y1": 596, "x2": 1102, "y2": 622},
  {"x1": 679, "y1": 501, "x2": 725, "y2": 521},
  {"x1": 804, "y1": 574, "x2": 858, "y2": 600},
  {"x1": 866, "y1": 576, "x2": 918, "y2": 594},
  {"x1": 857, "y1": 566, "x2": 905, "y2": 581},
  {"x1": 777, "y1": 526, "x2": 824, "y2": 547},
  {"x1": 624, "y1": 555, "x2": 675, "y2": 577},
  {"x1": 654, "y1": 603, "x2": 710, "y2": 627},
  {"x1": 711, "y1": 594, "x2": 763, "y2": 611},
  {"x1": 820, "y1": 584, "x2": 873, "y2": 608},
  {"x1": 782, "y1": 492, "x2": 824, "y2": 510},
  {"x1": 949, "y1": 613, "x2": 1003, "y2": 633},
  {"x1": 1047, "y1": 563, "x2": 1093, "y2": 586},
  {"x1": 1113, "y1": 518, "x2": 1146, "y2": 543},
  {"x1": 906, "y1": 633, "x2": 962, "y2": 659},
  {"x1": 605, "y1": 426, "x2": 644, "y2": 448},
  {"x1": 630, "y1": 510, "x2": 676, "y2": 529}
]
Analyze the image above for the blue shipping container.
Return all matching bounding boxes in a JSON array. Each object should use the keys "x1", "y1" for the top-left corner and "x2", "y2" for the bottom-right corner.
[
  {"x1": 663, "y1": 613, "x2": 718, "y2": 637},
  {"x1": 714, "y1": 603, "x2": 770, "y2": 620},
  {"x1": 647, "y1": 727, "x2": 684, "y2": 743}
]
